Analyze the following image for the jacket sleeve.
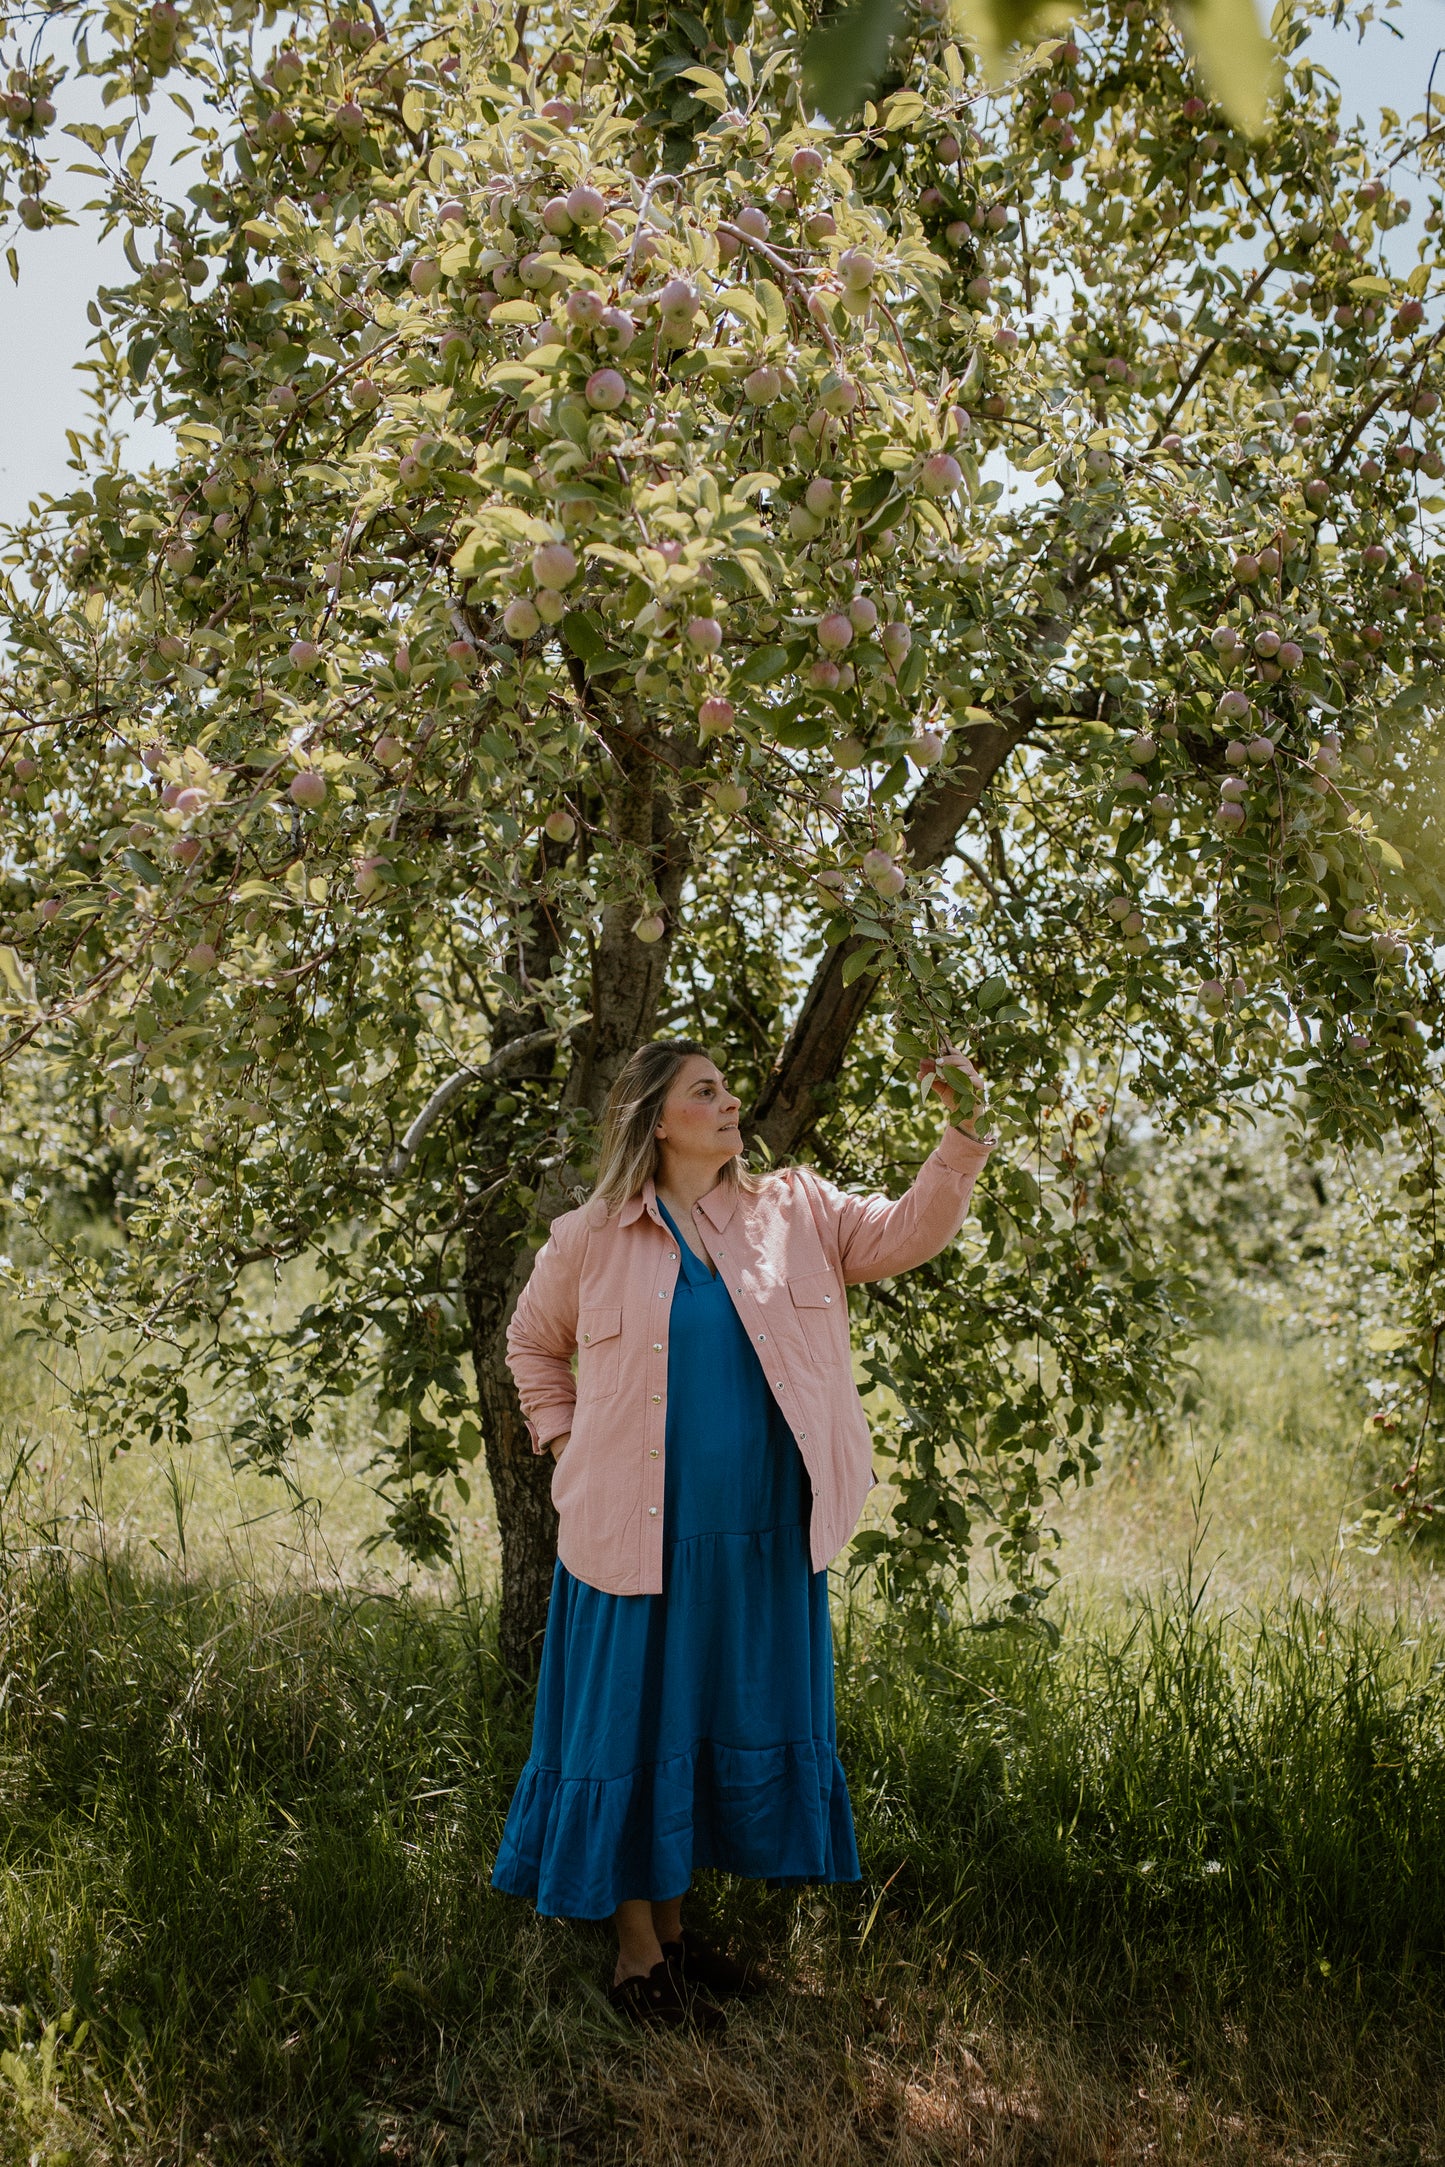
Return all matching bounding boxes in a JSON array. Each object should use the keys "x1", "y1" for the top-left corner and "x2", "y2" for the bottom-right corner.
[
  {"x1": 505, "y1": 1214, "x2": 583, "y2": 1453},
  {"x1": 808, "y1": 1123, "x2": 995, "y2": 1286}
]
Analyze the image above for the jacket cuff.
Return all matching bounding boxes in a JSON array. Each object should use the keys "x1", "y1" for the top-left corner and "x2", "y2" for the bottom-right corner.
[
  {"x1": 934, "y1": 1123, "x2": 996, "y2": 1175},
  {"x1": 526, "y1": 1405, "x2": 575, "y2": 1455}
]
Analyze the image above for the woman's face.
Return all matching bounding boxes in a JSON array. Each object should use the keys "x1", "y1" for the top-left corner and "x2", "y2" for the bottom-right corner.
[{"x1": 654, "y1": 1056, "x2": 743, "y2": 1172}]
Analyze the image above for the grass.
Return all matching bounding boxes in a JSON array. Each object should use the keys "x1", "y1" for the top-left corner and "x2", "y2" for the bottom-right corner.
[{"x1": 0, "y1": 1309, "x2": 1442, "y2": 2164}]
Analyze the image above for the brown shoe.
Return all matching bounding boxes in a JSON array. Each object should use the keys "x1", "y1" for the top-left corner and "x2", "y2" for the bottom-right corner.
[
  {"x1": 661, "y1": 1933, "x2": 766, "y2": 2000},
  {"x1": 607, "y1": 1956, "x2": 727, "y2": 2034}
]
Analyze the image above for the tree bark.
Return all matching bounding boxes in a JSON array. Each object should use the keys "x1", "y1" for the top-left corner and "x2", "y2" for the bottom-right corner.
[{"x1": 749, "y1": 707, "x2": 1031, "y2": 1162}]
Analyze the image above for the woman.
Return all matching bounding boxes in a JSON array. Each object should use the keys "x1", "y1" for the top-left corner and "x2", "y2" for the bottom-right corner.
[{"x1": 490, "y1": 1039, "x2": 994, "y2": 2033}]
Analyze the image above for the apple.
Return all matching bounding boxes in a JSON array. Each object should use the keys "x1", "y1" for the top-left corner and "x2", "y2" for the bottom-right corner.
[
  {"x1": 909, "y1": 729, "x2": 944, "y2": 766},
  {"x1": 1258, "y1": 546, "x2": 1281, "y2": 574},
  {"x1": 1129, "y1": 732, "x2": 1156, "y2": 762},
  {"x1": 838, "y1": 249, "x2": 875, "y2": 291},
  {"x1": 585, "y1": 367, "x2": 627, "y2": 411},
  {"x1": 185, "y1": 942, "x2": 217, "y2": 974},
  {"x1": 171, "y1": 836, "x2": 202, "y2": 864},
  {"x1": 804, "y1": 210, "x2": 837, "y2": 244},
  {"x1": 1149, "y1": 793, "x2": 1174, "y2": 819},
  {"x1": 820, "y1": 374, "x2": 860, "y2": 416},
  {"x1": 541, "y1": 196, "x2": 573, "y2": 236},
  {"x1": 288, "y1": 639, "x2": 319, "y2": 670},
  {"x1": 597, "y1": 307, "x2": 635, "y2": 353},
  {"x1": 737, "y1": 206, "x2": 770, "y2": 240},
  {"x1": 789, "y1": 506, "x2": 825, "y2": 541},
  {"x1": 685, "y1": 616, "x2": 723, "y2": 653},
  {"x1": 535, "y1": 588, "x2": 566, "y2": 626},
  {"x1": 335, "y1": 100, "x2": 366, "y2": 136},
  {"x1": 1214, "y1": 800, "x2": 1245, "y2": 831},
  {"x1": 544, "y1": 808, "x2": 577, "y2": 842},
  {"x1": 566, "y1": 287, "x2": 604, "y2": 330},
  {"x1": 1254, "y1": 629, "x2": 1280, "y2": 657},
  {"x1": 1105, "y1": 895, "x2": 1133, "y2": 920},
  {"x1": 350, "y1": 375, "x2": 381, "y2": 410},
  {"x1": 374, "y1": 734, "x2": 405, "y2": 769},
  {"x1": 806, "y1": 659, "x2": 841, "y2": 692},
  {"x1": 532, "y1": 543, "x2": 578, "y2": 589},
  {"x1": 565, "y1": 183, "x2": 605, "y2": 226},
  {"x1": 288, "y1": 769, "x2": 327, "y2": 808},
  {"x1": 174, "y1": 786, "x2": 208, "y2": 815},
  {"x1": 881, "y1": 622, "x2": 911, "y2": 668},
  {"x1": 1233, "y1": 553, "x2": 1260, "y2": 582},
  {"x1": 1199, "y1": 978, "x2": 1227, "y2": 1013},
  {"x1": 633, "y1": 911, "x2": 665, "y2": 943},
  {"x1": 805, "y1": 477, "x2": 839, "y2": 517},
  {"x1": 354, "y1": 854, "x2": 387, "y2": 899},
  {"x1": 446, "y1": 639, "x2": 477, "y2": 667},
  {"x1": 744, "y1": 366, "x2": 782, "y2": 404},
  {"x1": 791, "y1": 146, "x2": 824, "y2": 182},
  {"x1": 712, "y1": 779, "x2": 749, "y2": 814},
  {"x1": 1220, "y1": 776, "x2": 1247, "y2": 802},
  {"x1": 817, "y1": 612, "x2": 853, "y2": 653},
  {"x1": 1276, "y1": 641, "x2": 1303, "y2": 669},
  {"x1": 503, "y1": 598, "x2": 541, "y2": 639},
  {"x1": 848, "y1": 595, "x2": 878, "y2": 633},
  {"x1": 1246, "y1": 735, "x2": 1275, "y2": 764},
  {"x1": 698, "y1": 695, "x2": 735, "y2": 736},
  {"x1": 1216, "y1": 690, "x2": 1251, "y2": 720},
  {"x1": 921, "y1": 452, "x2": 963, "y2": 497},
  {"x1": 541, "y1": 97, "x2": 575, "y2": 125},
  {"x1": 37, "y1": 897, "x2": 62, "y2": 924}
]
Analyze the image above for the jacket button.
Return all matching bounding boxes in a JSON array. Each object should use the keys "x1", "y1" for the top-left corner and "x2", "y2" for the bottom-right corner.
[
  {"x1": 583, "y1": 1333, "x2": 590, "y2": 1342},
  {"x1": 799, "y1": 1432, "x2": 807, "y2": 1441},
  {"x1": 650, "y1": 1449, "x2": 659, "y2": 1458},
  {"x1": 649, "y1": 1506, "x2": 658, "y2": 1516},
  {"x1": 652, "y1": 1393, "x2": 661, "y2": 1403},
  {"x1": 653, "y1": 1343, "x2": 663, "y2": 1352},
  {"x1": 757, "y1": 1333, "x2": 766, "y2": 1342},
  {"x1": 824, "y1": 1294, "x2": 832, "y2": 1304}
]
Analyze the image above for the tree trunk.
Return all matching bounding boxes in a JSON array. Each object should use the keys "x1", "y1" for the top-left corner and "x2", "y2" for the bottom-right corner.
[
  {"x1": 470, "y1": 692, "x2": 693, "y2": 1676},
  {"x1": 464, "y1": 1218, "x2": 560, "y2": 1680}
]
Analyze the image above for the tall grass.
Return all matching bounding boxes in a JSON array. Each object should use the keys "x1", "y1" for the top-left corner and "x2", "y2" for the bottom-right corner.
[{"x1": 0, "y1": 1520, "x2": 1440, "y2": 2164}]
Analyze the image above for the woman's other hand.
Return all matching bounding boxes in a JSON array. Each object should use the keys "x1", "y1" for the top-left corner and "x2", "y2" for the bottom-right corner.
[{"x1": 918, "y1": 1050, "x2": 988, "y2": 1136}]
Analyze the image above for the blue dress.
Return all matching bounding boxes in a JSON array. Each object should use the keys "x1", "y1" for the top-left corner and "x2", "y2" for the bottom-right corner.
[{"x1": 490, "y1": 1198, "x2": 861, "y2": 1919}]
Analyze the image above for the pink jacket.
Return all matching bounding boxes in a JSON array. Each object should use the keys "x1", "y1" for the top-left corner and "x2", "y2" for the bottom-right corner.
[{"x1": 505, "y1": 1124, "x2": 994, "y2": 1596}]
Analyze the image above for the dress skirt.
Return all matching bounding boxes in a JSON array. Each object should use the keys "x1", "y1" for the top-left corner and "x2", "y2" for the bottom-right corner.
[{"x1": 490, "y1": 1199, "x2": 861, "y2": 1920}]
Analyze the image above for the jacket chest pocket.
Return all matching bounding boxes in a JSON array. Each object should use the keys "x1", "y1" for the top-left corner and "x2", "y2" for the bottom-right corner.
[
  {"x1": 788, "y1": 1272, "x2": 843, "y2": 1359},
  {"x1": 577, "y1": 1307, "x2": 622, "y2": 1398}
]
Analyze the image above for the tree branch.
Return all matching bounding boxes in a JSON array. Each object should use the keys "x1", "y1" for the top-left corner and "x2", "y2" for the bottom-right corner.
[{"x1": 747, "y1": 700, "x2": 1033, "y2": 1162}]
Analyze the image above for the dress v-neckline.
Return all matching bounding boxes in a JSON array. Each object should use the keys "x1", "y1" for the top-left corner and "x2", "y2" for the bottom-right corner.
[{"x1": 657, "y1": 1197, "x2": 718, "y2": 1279}]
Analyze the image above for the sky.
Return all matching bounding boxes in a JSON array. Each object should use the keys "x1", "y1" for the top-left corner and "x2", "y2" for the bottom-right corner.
[{"x1": 0, "y1": 3, "x2": 1442, "y2": 531}]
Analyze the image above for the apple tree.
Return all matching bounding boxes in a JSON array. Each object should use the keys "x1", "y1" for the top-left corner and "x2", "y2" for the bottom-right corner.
[{"x1": 1, "y1": 0, "x2": 1443, "y2": 1671}]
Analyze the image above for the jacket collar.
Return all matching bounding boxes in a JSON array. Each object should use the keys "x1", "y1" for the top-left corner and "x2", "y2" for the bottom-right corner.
[{"x1": 618, "y1": 1175, "x2": 740, "y2": 1233}]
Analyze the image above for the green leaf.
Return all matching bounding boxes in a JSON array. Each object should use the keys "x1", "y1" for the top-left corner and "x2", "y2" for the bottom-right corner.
[
  {"x1": 1348, "y1": 274, "x2": 1393, "y2": 297},
  {"x1": 734, "y1": 643, "x2": 791, "y2": 686},
  {"x1": 677, "y1": 65, "x2": 730, "y2": 112},
  {"x1": 1174, "y1": 0, "x2": 1279, "y2": 135},
  {"x1": 841, "y1": 940, "x2": 884, "y2": 986},
  {"x1": 561, "y1": 609, "x2": 626, "y2": 675},
  {"x1": 122, "y1": 850, "x2": 163, "y2": 886},
  {"x1": 802, "y1": 0, "x2": 907, "y2": 123},
  {"x1": 976, "y1": 973, "x2": 1010, "y2": 1011},
  {"x1": 125, "y1": 134, "x2": 155, "y2": 181}
]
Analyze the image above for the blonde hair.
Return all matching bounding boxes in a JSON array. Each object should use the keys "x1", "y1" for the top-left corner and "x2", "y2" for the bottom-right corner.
[{"x1": 592, "y1": 1041, "x2": 761, "y2": 1212}]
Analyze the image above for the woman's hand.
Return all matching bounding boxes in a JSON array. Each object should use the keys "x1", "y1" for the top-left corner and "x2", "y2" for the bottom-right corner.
[
  {"x1": 549, "y1": 1431, "x2": 570, "y2": 1462},
  {"x1": 918, "y1": 1050, "x2": 989, "y2": 1136}
]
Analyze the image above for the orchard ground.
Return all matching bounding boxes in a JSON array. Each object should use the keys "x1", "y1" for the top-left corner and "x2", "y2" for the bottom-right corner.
[{"x1": 0, "y1": 1294, "x2": 1441, "y2": 2166}]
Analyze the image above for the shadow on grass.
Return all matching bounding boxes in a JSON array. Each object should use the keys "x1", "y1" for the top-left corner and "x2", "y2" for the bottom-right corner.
[{"x1": 0, "y1": 1546, "x2": 1440, "y2": 2165}]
